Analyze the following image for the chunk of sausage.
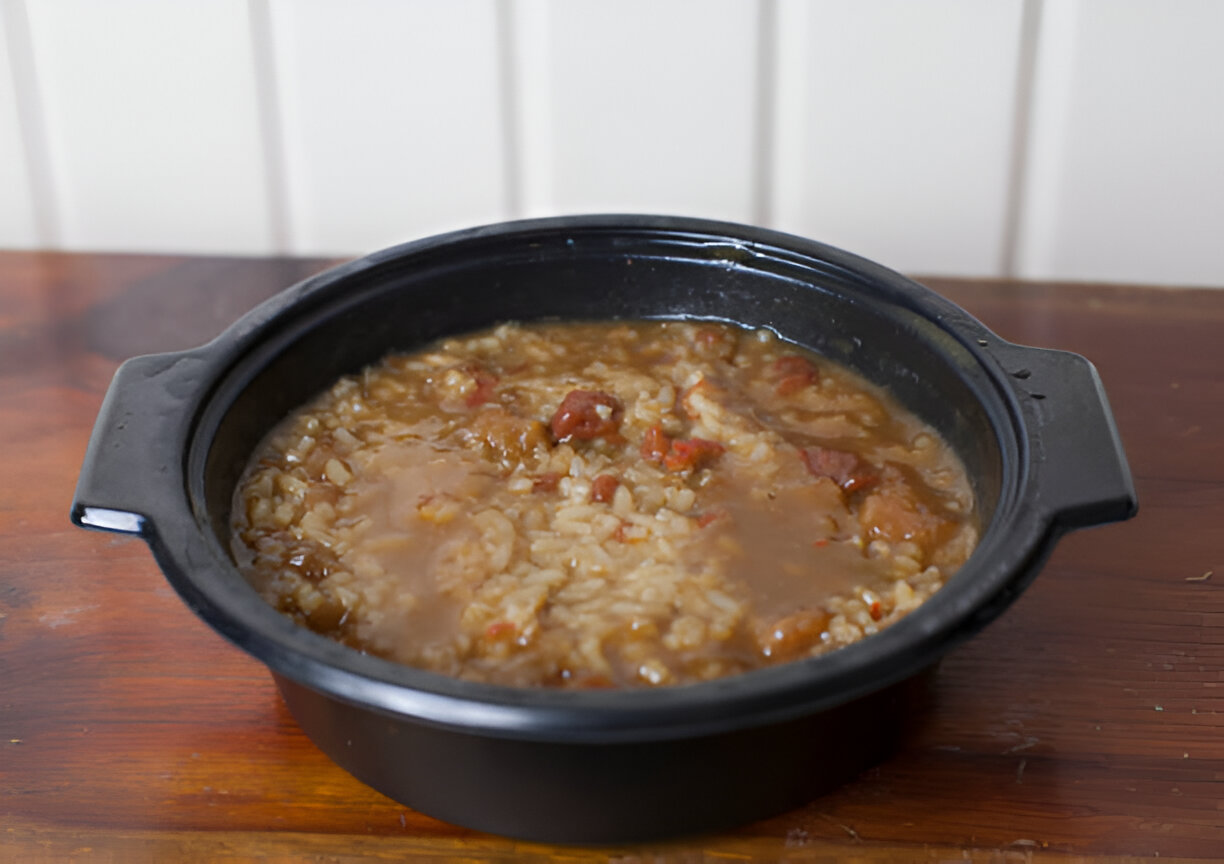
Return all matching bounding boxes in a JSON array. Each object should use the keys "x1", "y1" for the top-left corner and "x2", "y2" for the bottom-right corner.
[
  {"x1": 754, "y1": 608, "x2": 830, "y2": 661},
  {"x1": 532, "y1": 472, "x2": 562, "y2": 493},
  {"x1": 464, "y1": 367, "x2": 499, "y2": 407},
  {"x1": 469, "y1": 408, "x2": 550, "y2": 462},
  {"x1": 436, "y1": 363, "x2": 499, "y2": 408},
  {"x1": 550, "y1": 390, "x2": 623, "y2": 442},
  {"x1": 772, "y1": 355, "x2": 819, "y2": 396},
  {"x1": 663, "y1": 438, "x2": 725, "y2": 472},
  {"x1": 590, "y1": 474, "x2": 620, "y2": 503},
  {"x1": 485, "y1": 619, "x2": 516, "y2": 640},
  {"x1": 859, "y1": 466, "x2": 949, "y2": 551},
  {"x1": 691, "y1": 325, "x2": 737, "y2": 361},
  {"x1": 800, "y1": 446, "x2": 877, "y2": 493}
]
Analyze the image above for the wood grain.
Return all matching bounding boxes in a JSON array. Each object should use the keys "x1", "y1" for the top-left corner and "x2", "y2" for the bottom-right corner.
[{"x1": 2, "y1": 253, "x2": 1221, "y2": 861}]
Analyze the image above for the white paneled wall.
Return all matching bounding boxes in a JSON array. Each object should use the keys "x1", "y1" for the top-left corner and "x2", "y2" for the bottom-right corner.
[
  {"x1": 772, "y1": 0, "x2": 1027, "y2": 276},
  {"x1": 268, "y1": 0, "x2": 509, "y2": 256},
  {"x1": 19, "y1": 0, "x2": 274, "y2": 254},
  {"x1": 1016, "y1": 0, "x2": 1224, "y2": 285},
  {"x1": 0, "y1": 2, "x2": 39, "y2": 245},
  {"x1": 516, "y1": 0, "x2": 762, "y2": 222},
  {"x1": 0, "y1": 0, "x2": 1221, "y2": 285}
]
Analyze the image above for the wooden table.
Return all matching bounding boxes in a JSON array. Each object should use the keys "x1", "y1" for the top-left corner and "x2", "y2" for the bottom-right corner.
[{"x1": 2, "y1": 252, "x2": 1220, "y2": 861}]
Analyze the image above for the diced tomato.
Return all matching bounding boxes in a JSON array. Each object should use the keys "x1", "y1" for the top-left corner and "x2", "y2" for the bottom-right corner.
[
  {"x1": 640, "y1": 424, "x2": 671, "y2": 461},
  {"x1": 663, "y1": 438, "x2": 725, "y2": 472},
  {"x1": 642, "y1": 425, "x2": 724, "y2": 472}
]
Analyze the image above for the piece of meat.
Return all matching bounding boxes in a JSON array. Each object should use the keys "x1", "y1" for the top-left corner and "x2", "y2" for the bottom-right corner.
[
  {"x1": 772, "y1": 354, "x2": 819, "y2": 396},
  {"x1": 464, "y1": 367, "x2": 499, "y2": 407},
  {"x1": 754, "y1": 608, "x2": 830, "y2": 661},
  {"x1": 468, "y1": 408, "x2": 550, "y2": 462},
  {"x1": 800, "y1": 446, "x2": 878, "y2": 493},
  {"x1": 691, "y1": 325, "x2": 738, "y2": 361},
  {"x1": 550, "y1": 390, "x2": 623, "y2": 442},
  {"x1": 663, "y1": 438, "x2": 725, "y2": 472},
  {"x1": 532, "y1": 472, "x2": 562, "y2": 493},
  {"x1": 641, "y1": 424, "x2": 725, "y2": 473},
  {"x1": 434, "y1": 363, "x2": 499, "y2": 409},
  {"x1": 859, "y1": 466, "x2": 949, "y2": 551},
  {"x1": 485, "y1": 620, "x2": 516, "y2": 640}
]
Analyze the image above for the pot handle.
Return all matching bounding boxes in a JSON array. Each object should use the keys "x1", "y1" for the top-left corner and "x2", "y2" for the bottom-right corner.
[
  {"x1": 1004, "y1": 345, "x2": 1137, "y2": 530},
  {"x1": 71, "y1": 352, "x2": 198, "y2": 537}
]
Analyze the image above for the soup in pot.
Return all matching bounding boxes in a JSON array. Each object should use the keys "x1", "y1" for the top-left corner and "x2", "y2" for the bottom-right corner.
[{"x1": 232, "y1": 321, "x2": 977, "y2": 688}]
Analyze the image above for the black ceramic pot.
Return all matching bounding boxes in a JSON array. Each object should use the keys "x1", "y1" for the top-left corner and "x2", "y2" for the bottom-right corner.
[{"x1": 71, "y1": 216, "x2": 1136, "y2": 843}]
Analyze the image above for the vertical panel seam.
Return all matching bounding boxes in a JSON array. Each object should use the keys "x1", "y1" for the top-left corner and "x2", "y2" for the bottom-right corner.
[
  {"x1": 999, "y1": 0, "x2": 1044, "y2": 279},
  {"x1": 3, "y1": 0, "x2": 59, "y2": 247},
  {"x1": 248, "y1": 0, "x2": 291, "y2": 254},
  {"x1": 506, "y1": 0, "x2": 553, "y2": 217},
  {"x1": 495, "y1": 0, "x2": 522, "y2": 220},
  {"x1": 752, "y1": 0, "x2": 778, "y2": 226},
  {"x1": 768, "y1": 0, "x2": 810, "y2": 231}
]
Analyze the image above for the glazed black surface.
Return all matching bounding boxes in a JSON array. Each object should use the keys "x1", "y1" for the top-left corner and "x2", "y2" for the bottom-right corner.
[{"x1": 72, "y1": 216, "x2": 1136, "y2": 841}]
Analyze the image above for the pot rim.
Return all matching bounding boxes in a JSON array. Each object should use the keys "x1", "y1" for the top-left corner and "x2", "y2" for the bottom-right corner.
[{"x1": 74, "y1": 214, "x2": 1136, "y2": 743}]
